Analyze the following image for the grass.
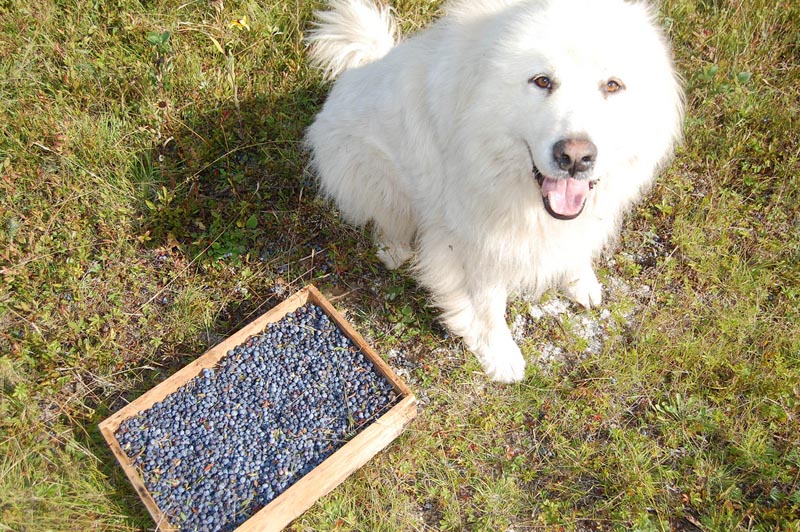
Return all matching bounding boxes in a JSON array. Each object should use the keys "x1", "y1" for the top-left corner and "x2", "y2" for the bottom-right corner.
[{"x1": 0, "y1": 0, "x2": 798, "y2": 530}]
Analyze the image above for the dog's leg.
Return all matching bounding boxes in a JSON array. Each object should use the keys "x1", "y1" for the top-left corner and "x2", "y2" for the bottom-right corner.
[
  {"x1": 368, "y1": 167, "x2": 416, "y2": 270},
  {"x1": 374, "y1": 215, "x2": 415, "y2": 270},
  {"x1": 376, "y1": 240, "x2": 414, "y2": 270},
  {"x1": 462, "y1": 286, "x2": 526, "y2": 383},
  {"x1": 417, "y1": 240, "x2": 525, "y2": 382},
  {"x1": 562, "y1": 263, "x2": 602, "y2": 308}
]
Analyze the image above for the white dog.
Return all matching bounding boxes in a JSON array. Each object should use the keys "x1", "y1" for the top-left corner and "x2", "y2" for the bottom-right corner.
[{"x1": 304, "y1": 0, "x2": 683, "y2": 382}]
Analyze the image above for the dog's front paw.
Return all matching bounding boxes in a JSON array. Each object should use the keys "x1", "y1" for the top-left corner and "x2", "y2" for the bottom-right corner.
[
  {"x1": 475, "y1": 334, "x2": 526, "y2": 383},
  {"x1": 564, "y1": 271, "x2": 602, "y2": 308},
  {"x1": 376, "y1": 241, "x2": 413, "y2": 270}
]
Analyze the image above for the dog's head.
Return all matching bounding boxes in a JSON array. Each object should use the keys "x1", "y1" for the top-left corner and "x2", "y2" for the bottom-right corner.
[{"x1": 472, "y1": 0, "x2": 684, "y2": 220}]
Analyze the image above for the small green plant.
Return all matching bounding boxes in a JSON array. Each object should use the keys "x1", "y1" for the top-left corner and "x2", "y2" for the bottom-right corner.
[{"x1": 147, "y1": 30, "x2": 174, "y2": 89}]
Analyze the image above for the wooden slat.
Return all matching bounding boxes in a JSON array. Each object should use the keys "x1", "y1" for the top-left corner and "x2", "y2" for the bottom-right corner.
[
  {"x1": 99, "y1": 285, "x2": 417, "y2": 531},
  {"x1": 98, "y1": 421, "x2": 177, "y2": 531}
]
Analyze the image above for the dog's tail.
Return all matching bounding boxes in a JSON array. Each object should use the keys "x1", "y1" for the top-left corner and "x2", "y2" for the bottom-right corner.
[{"x1": 306, "y1": 0, "x2": 397, "y2": 80}]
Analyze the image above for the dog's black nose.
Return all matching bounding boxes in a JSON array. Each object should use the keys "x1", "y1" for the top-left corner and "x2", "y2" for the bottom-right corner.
[{"x1": 553, "y1": 138, "x2": 597, "y2": 176}]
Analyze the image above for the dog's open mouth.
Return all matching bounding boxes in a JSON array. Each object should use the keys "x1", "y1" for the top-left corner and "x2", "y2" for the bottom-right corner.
[{"x1": 532, "y1": 164, "x2": 597, "y2": 221}]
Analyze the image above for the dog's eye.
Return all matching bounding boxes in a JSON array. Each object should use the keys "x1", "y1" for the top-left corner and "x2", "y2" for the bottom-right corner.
[
  {"x1": 604, "y1": 78, "x2": 624, "y2": 94},
  {"x1": 529, "y1": 75, "x2": 553, "y2": 90}
]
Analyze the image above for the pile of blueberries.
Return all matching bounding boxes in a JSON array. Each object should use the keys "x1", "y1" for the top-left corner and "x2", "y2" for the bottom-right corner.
[{"x1": 116, "y1": 302, "x2": 399, "y2": 532}]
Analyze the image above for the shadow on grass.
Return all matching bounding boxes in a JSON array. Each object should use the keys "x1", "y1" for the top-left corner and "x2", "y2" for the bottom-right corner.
[
  {"x1": 125, "y1": 84, "x2": 436, "y2": 342},
  {"x1": 127, "y1": 86, "x2": 372, "y2": 327},
  {"x1": 132, "y1": 88, "x2": 324, "y2": 261}
]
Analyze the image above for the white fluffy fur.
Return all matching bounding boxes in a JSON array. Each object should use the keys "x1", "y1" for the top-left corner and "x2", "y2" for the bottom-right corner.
[
  {"x1": 305, "y1": 0, "x2": 396, "y2": 80},
  {"x1": 305, "y1": 0, "x2": 684, "y2": 382}
]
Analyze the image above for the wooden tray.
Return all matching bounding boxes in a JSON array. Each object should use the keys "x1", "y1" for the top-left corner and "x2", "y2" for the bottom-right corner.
[{"x1": 99, "y1": 285, "x2": 418, "y2": 531}]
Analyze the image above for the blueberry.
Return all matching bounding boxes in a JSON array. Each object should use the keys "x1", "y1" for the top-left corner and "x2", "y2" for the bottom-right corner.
[{"x1": 115, "y1": 302, "x2": 400, "y2": 531}]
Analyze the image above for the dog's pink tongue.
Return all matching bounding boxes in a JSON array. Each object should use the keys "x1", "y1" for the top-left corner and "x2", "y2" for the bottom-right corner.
[{"x1": 541, "y1": 177, "x2": 590, "y2": 217}]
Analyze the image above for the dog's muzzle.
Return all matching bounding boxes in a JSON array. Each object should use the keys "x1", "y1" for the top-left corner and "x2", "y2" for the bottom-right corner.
[{"x1": 527, "y1": 142, "x2": 598, "y2": 220}]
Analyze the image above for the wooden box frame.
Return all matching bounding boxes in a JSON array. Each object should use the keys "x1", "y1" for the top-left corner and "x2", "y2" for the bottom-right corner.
[{"x1": 99, "y1": 285, "x2": 418, "y2": 531}]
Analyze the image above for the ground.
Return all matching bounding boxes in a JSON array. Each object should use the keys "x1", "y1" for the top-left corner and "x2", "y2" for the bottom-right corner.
[{"x1": 0, "y1": 0, "x2": 799, "y2": 530}]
